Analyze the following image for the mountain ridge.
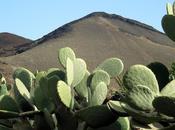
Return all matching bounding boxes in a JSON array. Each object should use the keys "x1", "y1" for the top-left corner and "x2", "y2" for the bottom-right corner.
[
  {"x1": 0, "y1": 32, "x2": 32, "y2": 56},
  {"x1": 34, "y1": 12, "x2": 163, "y2": 45},
  {"x1": 1, "y1": 12, "x2": 175, "y2": 83}
]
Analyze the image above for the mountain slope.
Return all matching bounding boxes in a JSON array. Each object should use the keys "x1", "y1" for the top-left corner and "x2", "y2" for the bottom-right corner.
[
  {"x1": 0, "y1": 32, "x2": 32, "y2": 56},
  {"x1": 1, "y1": 12, "x2": 175, "y2": 74}
]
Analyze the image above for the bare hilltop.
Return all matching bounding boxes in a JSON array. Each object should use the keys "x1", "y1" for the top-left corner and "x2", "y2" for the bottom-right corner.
[{"x1": 1, "y1": 12, "x2": 175, "y2": 81}]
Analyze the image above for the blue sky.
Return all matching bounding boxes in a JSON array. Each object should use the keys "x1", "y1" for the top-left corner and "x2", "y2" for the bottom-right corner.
[{"x1": 0, "y1": 0, "x2": 174, "y2": 40}]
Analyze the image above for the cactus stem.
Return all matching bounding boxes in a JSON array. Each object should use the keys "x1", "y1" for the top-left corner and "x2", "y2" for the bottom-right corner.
[
  {"x1": 19, "y1": 110, "x2": 42, "y2": 118},
  {"x1": 115, "y1": 76, "x2": 123, "y2": 88}
]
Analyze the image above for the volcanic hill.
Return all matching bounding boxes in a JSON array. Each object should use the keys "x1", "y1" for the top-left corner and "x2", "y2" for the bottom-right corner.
[
  {"x1": 0, "y1": 32, "x2": 32, "y2": 57},
  {"x1": 1, "y1": 12, "x2": 175, "y2": 80}
]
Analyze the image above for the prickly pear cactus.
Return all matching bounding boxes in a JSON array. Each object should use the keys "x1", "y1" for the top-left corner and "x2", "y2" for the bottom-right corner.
[
  {"x1": 124, "y1": 85, "x2": 156, "y2": 111},
  {"x1": 58, "y1": 47, "x2": 76, "y2": 68},
  {"x1": 162, "y1": 2, "x2": 175, "y2": 41},
  {"x1": 0, "y1": 47, "x2": 128, "y2": 130},
  {"x1": 160, "y1": 80, "x2": 175, "y2": 97},
  {"x1": 123, "y1": 64, "x2": 159, "y2": 94},
  {"x1": 75, "y1": 105, "x2": 118, "y2": 128},
  {"x1": 153, "y1": 96, "x2": 175, "y2": 117},
  {"x1": 57, "y1": 80, "x2": 72, "y2": 108},
  {"x1": 95, "y1": 58, "x2": 124, "y2": 78},
  {"x1": 13, "y1": 67, "x2": 35, "y2": 91},
  {"x1": 147, "y1": 62, "x2": 169, "y2": 90}
]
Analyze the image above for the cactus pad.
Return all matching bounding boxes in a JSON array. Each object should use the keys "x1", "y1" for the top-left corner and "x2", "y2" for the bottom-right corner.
[
  {"x1": 124, "y1": 85, "x2": 156, "y2": 112},
  {"x1": 161, "y1": 80, "x2": 175, "y2": 97},
  {"x1": 75, "y1": 105, "x2": 118, "y2": 128},
  {"x1": 0, "y1": 84, "x2": 8, "y2": 96},
  {"x1": 0, "y1": 95, "x2": 19, "y2": 112},
  {"x1": 166, "y1": 3, "x2": 173, "y2": 15},
  {"x1": 13, "y1": 67, "x2": 35, "y2": 91},
  {"x1": 14, "y1": 78, "x2": 32, "y2": 106},
  {"x1": 90, "y1": 82, "x2": 108, "y2": 106},
  {"x1": 162, "y1": 15, "x2": 175, "y2": 41},
  {"x1": 123, "y1": 65, "x2": 159, "y2": 94},
  {"x1": 66, "y1": 58, "x2": 74, "y2": 86},
  {"x1": 107, "y1": 100, "x2": 127, "y2": 115},
  {"x1": 57, "y1": 81, "x2": 72, "y2": 108},
  {"x1": 58, "y1": 47, "x2": 76, "y2": 67},
  {"x1": 147, "y1": 62, "x2": 169, "y2": 90},
  {"x1": 72, "y1": 58, "x2": 87, "y2": 87},
  {"x1": 153, "y1": 96, "x2": 175, "y2": 117},
  {"x1": 88, "y1": 117, "x2": 130, "y2": 130},
  {"x1": 90, "y1": 70, "x2": 110, "y2": 92},
  {"x1": 96, "y1": 58, "x2": 124, "y2": 78},
  {"x1": 75, "y1": 71, "x2": 90, "y2": 100}
]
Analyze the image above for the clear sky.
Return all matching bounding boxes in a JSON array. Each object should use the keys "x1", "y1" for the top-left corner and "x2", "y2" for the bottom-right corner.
[{"x1": 0, "y1": 0, "x2": 174, "y2": 40}]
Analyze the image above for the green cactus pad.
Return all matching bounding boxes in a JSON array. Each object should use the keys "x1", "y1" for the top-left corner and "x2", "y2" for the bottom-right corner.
[
  {"x1": 124, "y1": 85, "x2": 156, "y2": 112},
  {"x1": 47, "y1": 68, "x2": 60, "y2": 76},
  {"x1": 166, "y1": 3, "x2": 173, "y2": 15},
  {"x1": 75, "y1": 105, "x2": 118, "y2": 128},
  {"x1": 66, "y1": 58, "x2": 87, "y2": 87},
  {"x1": 72, "y1": 58, "x2": 87, "y2": 87},
  {"x1": 47, "y1": 75, "x2": 60, "y2": 102},
  {"x1": 66, "y1": 58, "x2": 74, "y2": 86},
  {"x1": 14, "y1": 78, "x2": 33, "y2": 111},
  {"x1": 122, "y1": 104, "x2": 160, "y2": 124},
  {"x1": 57, "y1": 81, "x2": 72, "y2": 108},
  {"x1": 161, "y1": 80, "x2": 175, "y2": 97},
  {"x1": 90, "y1": 70, "x2": 110, "y2": 92},
  {"x1": 153, "y1": 96, "x2": 175, "y2": 117},
  {"x1": 58, "y1": 47, "x2": 76, "y2": 68},
  {"x1": 147, "y1": 62, "x2": 169, "y2": 90},
  {"x1": 34, "y1": 86, "x2": 55, "y2": 112},
  {"x1": 88, "y1": 117, "x2": 130, "y2": 130},
  {"x1": 14, "y1": 78, "x2": 31, "y2": 101},
  {"x1": 90, "y1": 82, "x2": 108, "y2": 106},
  {"x1": 0, "y1": 84, "x2": 8, "y2": 96},
  {"x1": 46, "y1": 68, "x2": 65, "y2": 80},
  {"x1": 96, "y1": 58, "x2": 124, "y2": 78},
  {"x1": 75, "y1": 71, "x2": 90, "y2": 100},
  {"x1": 115, "y1": 117, "x2": 130, "y2": 130},
  {"x1": 13, "y1": 67, "x2": 35, "y2": 91},
  {"x1": 35, "y1": 71, "x2": 47, "y2": 87},
  {"x1": 162, "y1": 15, "x2": 175, "y2": 41},
  {"x1": 0, "y1": 95, "x2": 19, "y2": 112},
  {"x1": 123, "y1": 64, "x2": 159, "y2": 94},
  {"x1": 107, "y1": 100, "x2": 127, "y2": 116}
]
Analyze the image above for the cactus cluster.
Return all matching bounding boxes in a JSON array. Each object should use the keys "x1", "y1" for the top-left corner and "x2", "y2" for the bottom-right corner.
[
  {"x1": 108, "y1": 62, "x2": 175, "y2": 129},
  {"x1": 2, "y1": 47, "x2": 174, "y2": 130},
  {"x1": 0, "y1": 47, "x2": 130, "y2": 130},
  {"x1": 105, "y1": 1, "x2": 175, "y2": 129},
  {"x1": 1, "y1": 1, "x2": 175, "y2": 130}
]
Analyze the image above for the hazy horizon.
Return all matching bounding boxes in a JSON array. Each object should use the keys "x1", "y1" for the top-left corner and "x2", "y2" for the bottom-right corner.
[{"x1": 0, "y1": 0, "x2": 174, "y2": 40}]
